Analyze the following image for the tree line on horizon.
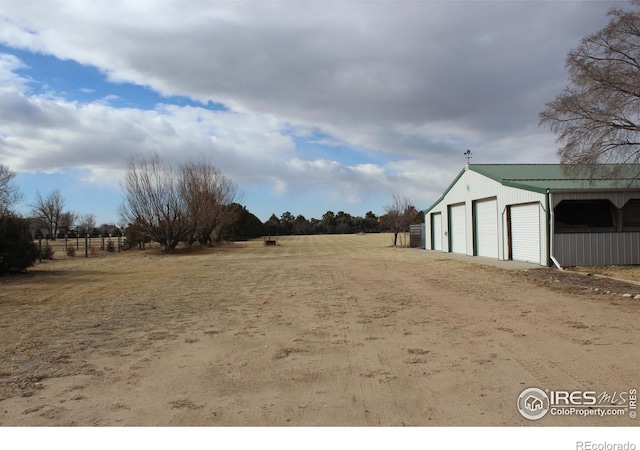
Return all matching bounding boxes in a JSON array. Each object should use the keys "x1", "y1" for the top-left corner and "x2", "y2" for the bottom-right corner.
[{"x1": 261, "y1": 205, "x2": 423, "y2": 237}]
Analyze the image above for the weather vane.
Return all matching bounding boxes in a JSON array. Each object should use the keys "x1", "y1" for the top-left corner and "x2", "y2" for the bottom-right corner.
[{"x1": 464, "y1": 149, "x2": 472, "y2": 163}]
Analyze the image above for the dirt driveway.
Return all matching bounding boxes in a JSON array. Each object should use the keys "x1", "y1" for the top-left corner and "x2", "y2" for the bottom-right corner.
[{"x1": 1, "y1": 233, "x2": 639, "y2": 426}]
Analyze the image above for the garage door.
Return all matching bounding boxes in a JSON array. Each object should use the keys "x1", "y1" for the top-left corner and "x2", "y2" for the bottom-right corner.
[
  {"x1": 475, "y1": 198, "x2": 498, "y2": 258},
  {"x1": 431, "y1": 212, "x2": 442, "y2": 250},
  {"x1": 510, "y1": 203, "x2": 540, "y2": 264},
  {"x1": 449, "y1": 204, "x2": 466, "y2": 254}
]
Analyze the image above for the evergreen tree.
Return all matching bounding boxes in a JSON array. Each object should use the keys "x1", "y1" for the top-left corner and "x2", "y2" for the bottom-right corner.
[{"x1": 0, "y1": 215, "x2": 38, "y2": 274}]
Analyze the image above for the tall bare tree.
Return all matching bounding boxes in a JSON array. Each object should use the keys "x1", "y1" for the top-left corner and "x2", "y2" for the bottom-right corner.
[
  {"x1": 383, "y1": 193, "x2": 421, "y2": 247},
  {"x1": 58, "y1": 211, "x2": 78, "y2": 236},
  {"x1": 120, "y1": 153, "x2": 190, "y2": 251},
  {"x1": 540, "y1": 0, "x2": 640, "y2": 181},
  {"x1": 0, "y1": 164, "x2": 22, "y2": 216},
  {"x1": 78, "y1": 213, "x2": 96, "y2": 235},
  {"x1": 31, "y1": 189, "x2": 67, "y2": 239},
  {"x1": 120, "y1": 153, "x2": 239, "y2": 250},
  {"x1": 181, "y1": 157, "x2": 239, "y2": 246}
]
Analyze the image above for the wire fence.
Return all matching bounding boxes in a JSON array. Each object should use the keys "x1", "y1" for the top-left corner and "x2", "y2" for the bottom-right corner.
[{"x1": 33, "y1": 235, "x2": 127, "y2": 259}]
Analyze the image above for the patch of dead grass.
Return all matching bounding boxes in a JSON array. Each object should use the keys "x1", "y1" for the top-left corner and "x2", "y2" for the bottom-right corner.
[{"x1": 572, "y1": 266, "x2": 640, "y2": 283}]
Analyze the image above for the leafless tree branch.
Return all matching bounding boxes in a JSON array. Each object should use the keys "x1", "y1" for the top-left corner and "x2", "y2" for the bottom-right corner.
[{"x1": 540, "y1": 1, "x2": 640, "y2": 182}]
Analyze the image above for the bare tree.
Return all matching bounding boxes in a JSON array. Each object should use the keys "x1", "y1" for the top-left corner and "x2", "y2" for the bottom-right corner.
[
  {"x1": 120, "y1": 153, "x2": 190, "y2": 251},
  {"x1": 383, "y1": 193, "x2": 420, "y2": 247},
  {"x1": 31, "y1": 189, "x2": 67, "y2": 239},
  {"x1": 78, "y1": 213, "x2": 96, "y2": 235},
  {"x1": 180, "y1": 158, "x2": 239, "y2": 246},
  {"x1": 0, "y1": 164, "x2": 22, "y2": 216},
  {"x1": 121, "y1": 153, "x2": 241, "y2": 250},
  {"x1": 540, "y1": 1, "x2": 640, "y2": 181},
  {"x1": 58, "y1": 211, "x2": 78, "y2": 236}
]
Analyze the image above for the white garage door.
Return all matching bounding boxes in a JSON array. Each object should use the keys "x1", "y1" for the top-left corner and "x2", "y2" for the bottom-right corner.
[
  {"x1": 449, "y1": 204, "x2": 466, "y2": 254},
  {"x1": 510, "y1": 203, "x2": 540, "y2": 264},
  {"x1": 475, "y1": 198, "x2": 498, "y2": 258},
  {"x1": 431, "y1": 212, "x2": 442, "y2": 251}
]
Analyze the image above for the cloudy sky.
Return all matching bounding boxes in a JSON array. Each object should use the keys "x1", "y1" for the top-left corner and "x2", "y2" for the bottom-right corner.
[{"x1": 0, "y1": 0, "x2": 626, "y2": 225}]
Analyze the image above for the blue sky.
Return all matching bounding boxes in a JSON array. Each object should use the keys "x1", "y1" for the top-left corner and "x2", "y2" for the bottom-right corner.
[{"x1": 0, "y1": 1, "x2": 623, "y2": 225}]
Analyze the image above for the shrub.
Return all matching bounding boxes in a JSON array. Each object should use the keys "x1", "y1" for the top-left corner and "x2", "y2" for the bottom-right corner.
[
  {"x1": 39, "y1": 245, "x2": 55, "y2": 260},
  {"x1": 121, "y1": 237, "x2": 133, "y2": 250},
  {"x1": 0, "y1": 215, "x2": 38, "y2": 274},
  {"x1": 106, "y1": 240, "x2": 116, "y2": 253},
  {"x1": 66, "y1": 245, "x2": 76, "y2": 257}
]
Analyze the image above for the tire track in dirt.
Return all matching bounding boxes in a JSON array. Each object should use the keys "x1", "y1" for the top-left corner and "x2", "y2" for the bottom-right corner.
[
  {"x1": 320, "y1": 256, "x2": 640, "y2": 426},
  {"x1": 191, "y1": 258, "x2": 339, "y2": 425},
  {"x1": 395, "y1": 259, "x2": 640, "y2": 425},
  {"x1": 322, "y1": 260, "x2": 438, "y2": 425}
]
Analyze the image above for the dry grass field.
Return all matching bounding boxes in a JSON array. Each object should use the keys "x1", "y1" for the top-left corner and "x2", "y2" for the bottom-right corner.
[{"x1": 1, "y1": 233, "x2": 639, "y2": 426}]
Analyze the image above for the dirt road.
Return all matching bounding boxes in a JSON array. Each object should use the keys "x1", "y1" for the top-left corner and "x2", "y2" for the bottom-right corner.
[{"x1": 1, "y1": 234, "x2": 639, "y2": 426}]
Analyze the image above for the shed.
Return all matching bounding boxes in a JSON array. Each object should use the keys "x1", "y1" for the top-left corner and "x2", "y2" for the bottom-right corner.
[{"x1": 424, "y1": 164, "x2": 640, "y2": 267}]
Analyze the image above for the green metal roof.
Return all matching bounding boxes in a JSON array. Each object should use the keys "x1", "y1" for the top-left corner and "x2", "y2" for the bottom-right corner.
[
  {"x1": 469, "y1": 164, "x2": 640, "y2": 193},
  {"x1": 424, "y1": 164, "x2": 640, "y2": 214}
]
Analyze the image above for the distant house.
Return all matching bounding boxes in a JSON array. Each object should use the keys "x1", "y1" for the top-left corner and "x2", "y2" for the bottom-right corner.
[{"x1": 424, "y1": 164, "x2": 640, "y2": 267}]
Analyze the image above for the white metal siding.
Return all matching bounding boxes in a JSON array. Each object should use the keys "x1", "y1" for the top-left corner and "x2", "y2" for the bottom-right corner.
[
  {"x1": 431, "y1": 213, "x2": 442, "y2": 250},
  {"x1": 449, "y1": 204, "x2": 466, "y2": 254},
  {"x1": 510, "y1": 204, "x2": 540, "y2": 264},
  {"x1": 425, "y1": 167, "x2": 548, "y2": 262},
  {"x1": 476, "y1": 199, "x2": 498, "y2": 258}
]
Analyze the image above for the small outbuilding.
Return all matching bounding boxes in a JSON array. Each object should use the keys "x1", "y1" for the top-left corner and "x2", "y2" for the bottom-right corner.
[{"x1": 424, "y1": 164, "x2": 640, "y2": 267}]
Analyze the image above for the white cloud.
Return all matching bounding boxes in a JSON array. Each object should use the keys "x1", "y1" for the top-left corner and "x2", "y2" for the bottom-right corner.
[
  {"x1": 0, "y1": 89, "x2": 296, "y2": 179},
  {"x1": 0, "y1": 2, "x2": 617, "y2": 149},
  {"x1": 350, "y1": 163, "x2": 385, "y2": 177},
  {"x1": 0, "y1": 53, "x2": 28, "y2": 91},
  {"x1": 0, "y1": 1, "x2": 625, "y2": 216},
  {"x1": 0, "y1": 54, "x2": 421, "y2": 204}
]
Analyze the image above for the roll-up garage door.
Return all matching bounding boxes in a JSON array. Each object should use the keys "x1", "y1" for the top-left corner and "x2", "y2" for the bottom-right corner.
[
  {"x1": 509, "y1": 203, "x2": 540, "y2": 264},
  {"x1": 475, "y1": 198, "x2": 498, "y2": 258},
  {"x1": 449, "y1": 204, "x2": 466, "y2": 254},
  {"x1": 431, "y1": 212, "x2": 442, "y2": 251}
]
